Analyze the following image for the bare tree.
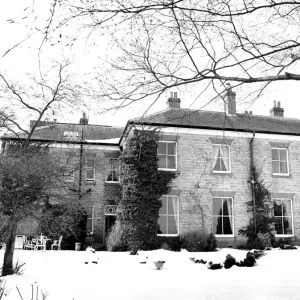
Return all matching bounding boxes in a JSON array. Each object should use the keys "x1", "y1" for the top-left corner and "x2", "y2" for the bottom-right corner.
[
  {"x1": 4, "y1": 1, "x2": 300, "y2": 109},
  {"x1": 0, "y1": 61, "x2": 86, "y2": 276}
]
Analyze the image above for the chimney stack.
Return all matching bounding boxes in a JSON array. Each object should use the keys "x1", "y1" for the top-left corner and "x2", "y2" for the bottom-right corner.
[
  {"x1": 79, "y1": 112, "x2": 89, "y2": 125},
  {"x1": 167, "y1": 92, "x2": 181, "y2": 109},
  {"x1": 226, "y1": 83, "x2": 236, "y2": 115},
  {"x1": 270, "y1": 101, "x2": 284, "y2": 117}
]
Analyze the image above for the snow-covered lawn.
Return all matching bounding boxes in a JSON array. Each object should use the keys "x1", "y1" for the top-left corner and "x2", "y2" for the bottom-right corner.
[{"x1": 0, "y1": 247, "x2": 300, "y2": 300}]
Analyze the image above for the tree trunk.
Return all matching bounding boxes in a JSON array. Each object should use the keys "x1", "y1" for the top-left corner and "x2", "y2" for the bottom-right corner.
[{"x1": 2, "y1": 220, "x2": 17, "y2": 276}]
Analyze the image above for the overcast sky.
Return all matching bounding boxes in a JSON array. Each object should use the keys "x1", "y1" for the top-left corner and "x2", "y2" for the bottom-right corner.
[{"x1": 1, "y1": 1, "x2": 299, "y2": 129}]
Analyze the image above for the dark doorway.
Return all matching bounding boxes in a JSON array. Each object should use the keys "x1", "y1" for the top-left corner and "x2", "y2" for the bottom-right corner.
[{"x1": 105, "y1": 215, "x2": 116, "y2": 236}]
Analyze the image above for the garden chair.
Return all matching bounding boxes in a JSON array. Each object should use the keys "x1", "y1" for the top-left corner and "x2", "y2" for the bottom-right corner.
[
  {"x1": 23, "y1": 237, "x2": 35, "y2": 250},
  {"x1": 51, "y1": 236, "x2": 62, "y2": 250},
  {"x1": 35, "y1": 237, "x2": 47, "y2": 251}
]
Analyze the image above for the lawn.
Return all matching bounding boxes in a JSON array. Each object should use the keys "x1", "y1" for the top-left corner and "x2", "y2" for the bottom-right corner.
[{"x1": 0, "y1": 247, "x2": 299, "y2": 300}]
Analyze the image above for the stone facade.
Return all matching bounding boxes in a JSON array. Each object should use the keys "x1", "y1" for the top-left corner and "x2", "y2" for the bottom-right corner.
[{"x1": 5, "y1": 95, "x2": 300, "y2": 248}]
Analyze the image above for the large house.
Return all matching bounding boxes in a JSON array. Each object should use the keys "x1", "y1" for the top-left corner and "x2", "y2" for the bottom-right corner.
[{"x1": 2, "y1": 88, "x2": 300, "y2": 247}]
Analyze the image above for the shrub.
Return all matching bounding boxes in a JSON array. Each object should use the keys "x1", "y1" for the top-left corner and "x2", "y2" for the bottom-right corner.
[
  {"x1": 182, "y1": 231, "x2": 217, "y2": 252},
  {"x1": 206, "y1": 233, "x2": 217, "y2": 251},
  {"x1": 160, "y1": 243, "x2": 171, "y2": 250},
  {"x1": 247, "y1": 232, "x2": 272, "y2": 250},
  {"x1": 236, "y1": 252, "x2": 256, "y2": 267},
  {"x1": 106, "y1": 220, "x2": 128, "y2": 251},
  {"x1": 224, "y1": 254, "x2": 236, "y2": 269},
  {"x1": 156, "y1": 236, "x2": 183, "y2": 252}
]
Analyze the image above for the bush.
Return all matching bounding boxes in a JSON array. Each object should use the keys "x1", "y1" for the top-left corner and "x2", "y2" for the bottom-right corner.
[
  {"x1": 247, "y1": 232, "x2": 272, "y2": 250},
  {"x1": 224, "y1": 254, "x2": 236, "y2": 269},
  {"x1": 156, "y1": 236, "x2": 183, "y2": 252},
  {"x1": 106, "y1": 221, "x2": 128, "y2": 251},
  {"x1": 181, "y1": 231, "x2": 217, "y2": 252},
  {"x1": 207, "y1": 233, "x2": 217, "y2": 251}
]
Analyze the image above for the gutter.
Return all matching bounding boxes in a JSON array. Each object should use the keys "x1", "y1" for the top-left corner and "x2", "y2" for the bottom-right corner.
[
  {"x1": 126, "y1": 120, "x2": 300, "y2": 137},
  {"x1": 250, "y1": 132, "x2": 256, "y2": 234},
  {"x1": 0, "y1": 137, "x2": 119, "y2": 147}
]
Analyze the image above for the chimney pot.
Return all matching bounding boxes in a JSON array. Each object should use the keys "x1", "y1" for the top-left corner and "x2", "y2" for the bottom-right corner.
[
  {"x1": 167, "y1": 91, "x2": 181, "y2": 109},
  {"x1": 79, "y1": 112, "x2": 89, "y2": 125},
  {"x1": 270, "y1": 101, "x2": 284, "y2": 117}
]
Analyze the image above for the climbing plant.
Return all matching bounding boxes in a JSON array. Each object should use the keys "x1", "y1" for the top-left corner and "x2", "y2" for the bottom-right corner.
[
  {"x1": 239, "y1": 167, "x2": 274, "y2": 249},
  {"x1": 107, "y1": 128, "x2": 176, "y2": 251}
]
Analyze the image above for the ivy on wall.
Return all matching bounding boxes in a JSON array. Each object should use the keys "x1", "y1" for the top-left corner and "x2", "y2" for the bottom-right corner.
[
  {"x1": 239, "y1": 167, "x2": 274, "y2": 246},
  {"x1": 107, "y1": 129, "x2": 176, "y2": 251}
]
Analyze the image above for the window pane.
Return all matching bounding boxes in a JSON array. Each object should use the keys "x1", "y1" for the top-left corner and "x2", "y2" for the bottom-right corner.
[
  {"x1": 221, "y1": 145, "x2": 229, "y2": 159},
  {"x1": 168, "y1": 216, "x2": 178, "y2": 234},
  {"x1": 274, "y1": 200, "x2": 282, "y2": 216},
  {"x1": 283, "y1": 217, "x2": 293, "y2": 234},
  {"x1": 159, "y1": 197, "x2": 167, "y2": 214},
  {"x1": 87, "y1": 219, "x2": 93, "y2": 232},
  {"x1": 212, "y1": 198, "x2": 222, "y2": 216},
  {"x1": 158, "y1": 155, "x2": 167, "y2": 168},
  {"x1": 221, "y1": 158, "x2": 229, "y2": 171},
  {"x1": 86, "y1": 169, "x2": 94, "y2": 179},
  {"x1": 213, "y1": 216, "x2": 222, "y2": 235},
  {"x1": 168, "y1": 143, "x2": 176, "y2": 155},
  {"x1": 167, "y1": 156, "x2": 176, "y2": 169},
  {"x1": 158, "y1": 143, "x2": 166, "y2": 155},
  {"x1": 87, "y1": 158, "x2": 94, "y2": 167},
  {"x1": 223, "y1": 216, "x2": 233, "y2": 234},
  {"x1": 272, "y1": 161, "x2": 280, "y2": 173},
  {"x1": 280, "y1": 162, "x2": 288, "y2": 174},
  {"x1": 168, "y1": 197, "x2": 178, "y2": 215},
  {"x1": 279, "y1": 149, "x2": 287, "y2": 161},
  {"x1": 275, "y1": 217, "x2": 283, "y2": 234},
  {"x1": 272, "y1": 149, "x2": 279, "y2": 160},
  {"x1": 282, "y1": 200, "x2": 292, "y2": 216},
  {"x1": 223, "y1": 198, "x2": 232, "y2": 216},
  {"x1": 158, "y1": 216, "x2": 167, "y2": 234},
  {"x1": 107, "y1": 170, "x2": 118, "y2": 181},
  {"x1": 213, "y1": 158, "x2": 221, "y2": 171}
]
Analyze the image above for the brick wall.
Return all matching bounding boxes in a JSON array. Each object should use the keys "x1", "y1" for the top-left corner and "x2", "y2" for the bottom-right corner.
[{"x1": 166, "y1": 132, "x2": 300, "y2": 246}]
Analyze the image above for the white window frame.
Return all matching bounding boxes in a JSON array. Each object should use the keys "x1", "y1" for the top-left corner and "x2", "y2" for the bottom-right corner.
[
  {"x1": 157, "y1": 141, "x2": 177, "y2": 171},
  {"x1": 157, "y1": 195, "x2": 180, "y2": 236},
  {"x1": 271, "y1": 147, "x2": 289, "y2": 176},
  {"x1": 273, "y1": 198, "x2": 294, "y2": 237},
  {"x1": 85, "y1": 157, "x2": 95, "y2": 181},
  {"x1": 212, "y1": 197, "x2": 234, "y2": 237},
  {"x1": 105, "y1": 158, "x2": 120, "y2": 183},
  {"x1": 212, "y1": 144, "x2": 231, "y2": 174},
  {"x1": 86, "y1": 206, "x2": 94, "y2": 235}
]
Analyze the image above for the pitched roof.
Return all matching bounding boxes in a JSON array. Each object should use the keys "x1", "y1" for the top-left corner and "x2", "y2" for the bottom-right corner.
[
  {"x1": 2, "y1": 122, "x2": 124, "y2": 145},
  {"x1": 130, "y1": 108, "x2": 300, "y2": 136}
]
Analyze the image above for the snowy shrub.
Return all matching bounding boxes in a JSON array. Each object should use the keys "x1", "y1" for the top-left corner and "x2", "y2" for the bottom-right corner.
[
  {"x1": 182, "y1": 231, "x2": 208, "y2": 252},
  {"x1": 255, "y1": 232, "x2": 272, "y2": 250},
  {"x1": 224, "y1": 254, "x2": 236, "y2": 269},
  {"x1": 182, "y1": 231, "x2": 217, "y2": 252},
  {"x1": 236, "y1": 252, "x2": 256, "y2": 267},
  {"x1": 207, "y1": 262, "x2": 223, "y2": 270},
  {"x1": 252, "y1": 250, "x2": 266, "y2": 259}
]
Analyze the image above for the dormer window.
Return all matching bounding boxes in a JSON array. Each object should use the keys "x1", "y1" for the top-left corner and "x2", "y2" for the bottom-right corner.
[{"x1": 64, "y1": 131, "x2": 79, "y2": 138}]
